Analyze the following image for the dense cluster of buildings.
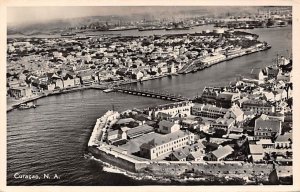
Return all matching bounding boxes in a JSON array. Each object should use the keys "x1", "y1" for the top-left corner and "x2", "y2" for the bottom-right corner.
[
  {"x1": 7, "y1": 29, "x2": 265, "y2": 101},
  {"x1": 100, "y1": 58, "x2": 292, "y2": 165}
]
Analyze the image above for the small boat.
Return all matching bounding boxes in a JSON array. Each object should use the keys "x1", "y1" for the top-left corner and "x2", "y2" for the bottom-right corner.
[
  {"x1": 103, "y1": 89, "x2": 114, "y2": 93},
  {"x1": 18, "y1": 101, "x2": 37, "y2": 110}
]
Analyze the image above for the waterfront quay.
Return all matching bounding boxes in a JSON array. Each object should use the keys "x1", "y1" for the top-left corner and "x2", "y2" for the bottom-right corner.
[
  {"x1": 7, "y1": 84, "x2": 106, "y2": 112},
  {"x1": 87, "y1": 56, "x2": 293, "y2": 183}
]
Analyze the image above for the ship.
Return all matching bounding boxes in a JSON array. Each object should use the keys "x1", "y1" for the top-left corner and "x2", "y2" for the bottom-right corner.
[
  {"x1": 267, "y1": 20, "x2": 288, "y2": 28},
  {"x1": 165, "y1": 26, "x2": 190, "y2": 31},
  {"x1": 61, "y1": 32, "x2": 76, "y2": 37}
]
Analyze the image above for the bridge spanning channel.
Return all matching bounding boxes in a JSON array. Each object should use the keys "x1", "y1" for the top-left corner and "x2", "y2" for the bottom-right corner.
[{"x1": 113, "y1": 87, "x2": 191, "y2": 102}]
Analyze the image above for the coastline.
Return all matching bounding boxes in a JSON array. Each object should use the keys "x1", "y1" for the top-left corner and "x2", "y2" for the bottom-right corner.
[{"x1": 88, "y1": 153, "x2": 249, "y2": 185}]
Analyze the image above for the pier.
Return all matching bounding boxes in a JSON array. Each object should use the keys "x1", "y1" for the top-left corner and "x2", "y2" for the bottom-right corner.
[{"x1": 114, "y1": 87, "x2": 191, "y2": 102}]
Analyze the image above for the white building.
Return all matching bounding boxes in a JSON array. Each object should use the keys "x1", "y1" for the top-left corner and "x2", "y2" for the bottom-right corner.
[
  {"x1": 158, "y1": 120, "x2": 180, "y2": 134},
  {"x1": 200, "y1": 54, "x2": 226, "y2": 66},
  {"x1": 148, "y1": 101, "x2": 193, "y2": 119},
  {"x1": 275, "y1": 132, "x2": 292, "y2": 148},
  {"x1": 140, "y1": 130, "x2": 195, "y2": 160}
]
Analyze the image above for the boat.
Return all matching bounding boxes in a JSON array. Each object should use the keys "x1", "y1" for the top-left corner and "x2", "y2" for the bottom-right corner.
[
  {"x1": 18, "y1": 101, "x2": 37, "y2": 110},
  {"x1": 165, "y1": 26, "x2": 190, "y2": 30},
  {"x1": 103, "y1": 89, "x2": 114, "y2": 93}
]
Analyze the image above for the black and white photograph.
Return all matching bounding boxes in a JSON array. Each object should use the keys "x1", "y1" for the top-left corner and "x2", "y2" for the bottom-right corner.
[{"x1": 2, "y1": 1, "x2": 298, "y2": 190}]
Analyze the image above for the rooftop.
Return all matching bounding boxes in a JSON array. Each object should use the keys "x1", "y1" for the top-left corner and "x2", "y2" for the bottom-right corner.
[
  {"x1": 149, "y1": 101, "x2": 192, "y2": 111},
  {"x1": 171, "y1": 147, "x2": 190, "y2": 160},
  {"x1": 217, "y1": 92, "x2": 239, "y2": 101},
  {"x1": 212, "y1": 145, "x2": 234, "y2": 159},
  {"x1": 275, "y1": 132, "x2": 292, "y2": 143},
  {"x1": 159, "y1": 120, "x2": 176, "y2": 128},
  {"x1": 126, "y1": 124, "x2": 154, "y2": 139},
  {"x1": 215, "y1": 117, "x2": 235, "y2": 125},
  {"x1": 243, "y1": 99, "x2": 273, "y2": 107},
  {"x1": 119, "y1": 132, "x2": 158, "y2": 154},
  {"x1": 116, "y1": 118, "x2": 136, "y2": 125},
  {"x1": 255, "y1": 118, "x2": 281, "y2": 133},
  {"x1": 201, "y1": 104, "x2": 229, "y2": 113},
  {"x1": 140, "y1": 130, "x2": 192, "y2": 150},
  {"x1": 249, "y1": 144, "x2": 264, "y2": 154},
  {"x1": 256, "y1": 139, "x2": 273, "y2": 145}
]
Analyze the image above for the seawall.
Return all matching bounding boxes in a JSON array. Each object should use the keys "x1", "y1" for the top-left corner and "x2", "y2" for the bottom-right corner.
[{"x1": 88, "y1": 145, "x2": 281, "y2": 184}]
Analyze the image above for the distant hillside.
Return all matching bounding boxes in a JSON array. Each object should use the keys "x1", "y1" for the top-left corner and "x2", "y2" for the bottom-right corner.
[
  {"x1": 8, "y1": 20, "x2": 71, "y2": 35},
  {"x1": 7, "y1": 15, "x2": 132, "y2": 35}
]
